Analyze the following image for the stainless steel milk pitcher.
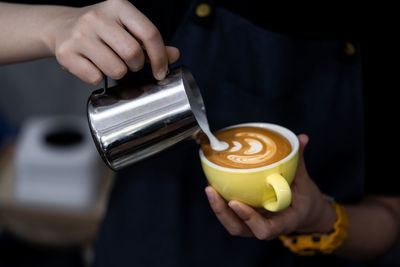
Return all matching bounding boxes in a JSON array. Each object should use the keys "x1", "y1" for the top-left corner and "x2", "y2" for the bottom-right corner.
[{"x1": 87, "y1": 66, "x2": 205, "y2": 171}]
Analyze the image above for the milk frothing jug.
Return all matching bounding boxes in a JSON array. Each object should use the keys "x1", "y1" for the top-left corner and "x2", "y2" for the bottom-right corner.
[{"x1": 87, "y1": 66, "x2": 206, "y2": 171}]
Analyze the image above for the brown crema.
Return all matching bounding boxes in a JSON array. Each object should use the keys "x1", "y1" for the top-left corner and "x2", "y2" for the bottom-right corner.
[{"x1": 201, "y1": 126, "x2": 292, "y2": 169}]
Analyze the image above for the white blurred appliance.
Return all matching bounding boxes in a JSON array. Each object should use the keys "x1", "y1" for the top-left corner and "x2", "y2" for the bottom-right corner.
[{"x1": 14, "y1": 116, "x2": 103, "y2": 211}]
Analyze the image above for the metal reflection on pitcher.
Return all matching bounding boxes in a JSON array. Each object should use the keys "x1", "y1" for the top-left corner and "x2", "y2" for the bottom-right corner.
[{"x1": 87, "y1": 66, "x2": 205, "y2": 171}]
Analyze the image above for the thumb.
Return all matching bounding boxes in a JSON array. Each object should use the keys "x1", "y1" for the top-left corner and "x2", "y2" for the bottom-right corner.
[
  {"x1": 297, "y1": 134, "x2": 309, "y2": 158},
  {"x1": 166, "y1": 46, "x2": 180, "y2": 64},
  {"x1": 296, "y1": 134, "x2": 309, "y2": 172}
]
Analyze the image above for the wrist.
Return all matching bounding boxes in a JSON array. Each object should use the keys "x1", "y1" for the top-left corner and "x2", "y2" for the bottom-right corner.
[
  {"x1": 315, "y1": 199, "x2": 337, "y2": 233},
  {"x1": 39, "y1": 5, "x2": 79, "y2": 56},
  {"x1": 300, "y1": 195, "x2": 337, "y2": 234},
  {"x1": 280, "y1": 201, "x2": 349, "y2": 256}
]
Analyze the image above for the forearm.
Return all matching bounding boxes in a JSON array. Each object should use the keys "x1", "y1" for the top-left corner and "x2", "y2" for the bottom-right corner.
[
  {"x1": 334, "y1": 196, "x2": 400, "y2": 260},
  {"x1": 0, "y1": 2, "x2": 74, "y2": 64}
]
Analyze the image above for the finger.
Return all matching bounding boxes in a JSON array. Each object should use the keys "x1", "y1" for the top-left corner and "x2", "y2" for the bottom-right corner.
[
  {"x1": 255, "y1": 207, "x2": 274, "y2": 217},
  {"x1": 228, "y1": 201, "x2": 273, "y2": 240},
  {"x1": 118, "y1": 3, "x2": 168, "y2": 80},
  {"x1": 80, "y1": 38, "x2": 128, "y2": 80},
  {"x1": 205, "y1": 187, "x2": 253, "y2": 237},
  {"x1": 293, "y1": 134, "x2": 309, "y2": 174},
  {"x1": 60, "y1": 54, "x2": 103, "y2": 85},
  {"x1": 142, "y1": 45, "x2": 180, "y2": 65},
  {"x1": 95, "y1": 20, "x2": 145, "y2": 72},
  {"x1": 148, "y1": 46, "x2": 179, "y2": 65},
  {"x1": 297, "y1": 134, "x2": 309, "y2": 156},
  {"x1": 229, "y1": 200, "x2": 298, "y2": 240},
  {"x1": 166, "y1": 46, "x2": 180, "y2": 64}
]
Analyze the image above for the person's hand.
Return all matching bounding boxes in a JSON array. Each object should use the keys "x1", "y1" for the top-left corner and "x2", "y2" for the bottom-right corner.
[
  {"x1": 44, "y1": 0, "x2": 180, "y2": 84},
  {"x1": 205, "y1": 134, "x2": 337, "y2": 240}
]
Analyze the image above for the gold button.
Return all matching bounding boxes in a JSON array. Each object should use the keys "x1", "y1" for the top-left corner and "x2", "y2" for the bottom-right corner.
[
  {"x1": 344, "y1": 42, "x2": 356, "y2": 56},
  {"x1": 196, "y1": 3, "x2": 212, "y2": 18}
]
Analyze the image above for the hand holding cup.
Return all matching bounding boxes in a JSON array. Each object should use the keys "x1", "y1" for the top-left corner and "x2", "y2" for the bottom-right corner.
[{"x1": 204, "y1": 134, "x2": 337, "y2": 240}]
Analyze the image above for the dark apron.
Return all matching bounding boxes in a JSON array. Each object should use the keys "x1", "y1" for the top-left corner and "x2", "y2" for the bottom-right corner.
[
  {"x1": 94, "y1": 2, "x2": 365, "y2": 267},
  {"x1": 0, "y1": 113, "x2": 13, "y2": 150}
]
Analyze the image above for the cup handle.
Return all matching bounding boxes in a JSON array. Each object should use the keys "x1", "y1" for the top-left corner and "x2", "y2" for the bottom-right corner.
[{"x1": 263, "y1": 173, "x2": 292, "y2": 212}]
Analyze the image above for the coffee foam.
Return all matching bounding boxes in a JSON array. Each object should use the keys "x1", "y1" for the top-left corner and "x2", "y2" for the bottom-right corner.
[{"x1": 201, "y1": 126, "x2": 292, "y2": 169}]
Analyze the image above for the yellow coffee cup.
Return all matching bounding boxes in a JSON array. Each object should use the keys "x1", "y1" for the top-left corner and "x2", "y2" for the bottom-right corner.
[{"x1": 199, "y1": 122, "x2": 299, "y2": 212}]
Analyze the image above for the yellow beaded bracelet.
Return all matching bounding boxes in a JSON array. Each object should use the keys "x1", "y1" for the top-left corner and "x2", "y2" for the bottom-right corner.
[{"x1": 279, "y1": 201, "x2": 349, "y2": 256}]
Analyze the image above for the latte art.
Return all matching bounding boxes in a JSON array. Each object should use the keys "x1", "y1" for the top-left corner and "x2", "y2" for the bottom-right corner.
[
  {"x1": 201, "y1": 127, "x2": 292, "y2": 169},
  {"x1": 227, "y1": 132, "x2": 278, "y2": 165}
]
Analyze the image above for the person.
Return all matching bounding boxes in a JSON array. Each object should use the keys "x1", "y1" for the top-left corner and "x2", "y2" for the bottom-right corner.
[{"x1": 1, "y1": 1, "x2": 399, "y2": 266}]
